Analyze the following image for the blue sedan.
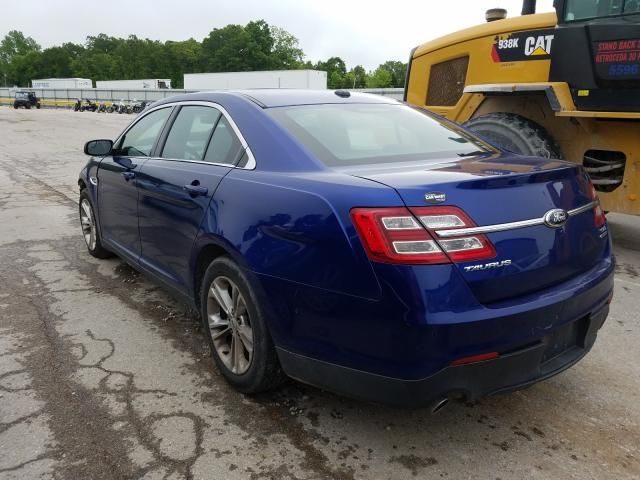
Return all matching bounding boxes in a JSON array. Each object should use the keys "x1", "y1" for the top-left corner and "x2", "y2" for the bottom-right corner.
[{"x1": 79, "y1": 90, "x2": 613, "y2": 410}]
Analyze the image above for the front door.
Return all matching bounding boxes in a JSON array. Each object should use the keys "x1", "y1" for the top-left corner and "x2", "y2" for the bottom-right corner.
[
  {"x1": 97, "y1": 106, "x2": 173, "y2": 260},
  {"x1": 137, "y1": 105, "x2": 245, "y2": 293}
]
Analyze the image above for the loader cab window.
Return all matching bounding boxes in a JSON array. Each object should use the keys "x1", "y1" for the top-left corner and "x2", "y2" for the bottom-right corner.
[{"x1": 564, "y1": 0, "x2": 640, "y2": 21}]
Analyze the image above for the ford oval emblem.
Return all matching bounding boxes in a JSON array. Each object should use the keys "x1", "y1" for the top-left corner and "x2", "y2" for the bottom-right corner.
[
  {"x1": 424, "y1": 192, "x2": 446, "y2": 204},
  {"x1": 543, "y1": 208, "x2": 568, "y2": 228}
]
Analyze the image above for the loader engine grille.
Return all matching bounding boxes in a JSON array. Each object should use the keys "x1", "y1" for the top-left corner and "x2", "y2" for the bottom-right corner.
[
  {"x1": 426, "y1": 56, "x2": 469, "y2": 107},
  {"x1": 583, "y1": 150, "x2": 626, "y2": 192}
]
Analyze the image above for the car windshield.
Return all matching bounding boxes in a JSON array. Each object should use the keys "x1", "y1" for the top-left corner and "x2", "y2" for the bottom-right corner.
[
  {"x1": 267, "y1": 103, "x2": 496, "y2": 167},
  {"x1": 16, "y1": 92, "x2": 28, "y2": 99},
  {"x1": 564, "y1": 0, "x2": 640, "y2": 21}
]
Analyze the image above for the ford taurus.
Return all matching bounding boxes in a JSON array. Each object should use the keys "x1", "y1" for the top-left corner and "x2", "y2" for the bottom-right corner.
[{"x1": 79, "y1": 90, "x2": 614, "y2": 410}]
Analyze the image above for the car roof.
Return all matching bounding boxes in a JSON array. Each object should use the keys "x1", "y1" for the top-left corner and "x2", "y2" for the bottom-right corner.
[
  {"x1": 234, "y1": 89, "x2": 400, "y2": 108},
  {"x1": 155, "y1": 89, "x2": 401, "y2": 109}
]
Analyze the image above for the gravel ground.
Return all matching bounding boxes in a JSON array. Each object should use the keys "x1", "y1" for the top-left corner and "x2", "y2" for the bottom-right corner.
[{"x1": 0, "y1": 107, "x2": 638, "y2": 480}]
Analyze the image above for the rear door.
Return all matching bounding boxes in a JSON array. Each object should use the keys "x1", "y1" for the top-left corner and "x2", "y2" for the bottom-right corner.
[
  {"x1": 97, "y1": 106, "x2": 173, "y2": 261},
  {"x1": 136, "y1": 103, "x2": 245, "y2": 292}
]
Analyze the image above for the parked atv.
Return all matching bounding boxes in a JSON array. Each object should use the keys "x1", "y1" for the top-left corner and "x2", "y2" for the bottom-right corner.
[
  {"x1": 73, "y1": 99, "x2": 97, "y2": 112},
  {"x1": 116, "y1": 100, "x2": 128, "y2": 114},
  {"x1": 14, "y1": 91, "x2": 41, "y2": 109},
  {"x1": 81, "y1": 99, "x2": 98, "y2": 112},
  {"x1": 131, "y1": 99, "x2": 146, "y2": 114}
]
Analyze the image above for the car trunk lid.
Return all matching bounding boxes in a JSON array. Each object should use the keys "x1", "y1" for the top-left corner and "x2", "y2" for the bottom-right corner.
[{"x1": 345, "y1": 154, "x2": 609, "y2": 304}]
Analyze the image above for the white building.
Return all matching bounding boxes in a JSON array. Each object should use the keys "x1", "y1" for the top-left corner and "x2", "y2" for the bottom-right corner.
[
  {"x1": 31, "y1": 78, "x2": 93, "y2": 89},
  {"x1": 95, "y1": 79, "x2": 172, "y2": 89},
  {"x1": 184, "y1": 70, "x2": 327, "y2": 90}
]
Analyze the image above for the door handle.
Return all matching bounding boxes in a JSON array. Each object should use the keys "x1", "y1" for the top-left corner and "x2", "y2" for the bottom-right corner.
[
  {"x1": 183, "y1": 184, "x2": 208, "y2": 197},
  {"x1": 122, "y1": 171, "x2": 136, "y2": 181}
]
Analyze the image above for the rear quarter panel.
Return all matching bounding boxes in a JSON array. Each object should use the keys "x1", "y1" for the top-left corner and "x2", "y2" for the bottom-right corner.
[
  {"x1": 196, "y1": 169, "x2": 402, "y2": 300},
  {"x1": 191, "y1": 168, "x2": 406, "y2": 352}
]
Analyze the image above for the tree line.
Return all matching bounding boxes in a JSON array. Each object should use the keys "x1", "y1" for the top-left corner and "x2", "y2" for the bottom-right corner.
[{"x1": 0, "y1": 22, "x2": 407, "y2": 89}]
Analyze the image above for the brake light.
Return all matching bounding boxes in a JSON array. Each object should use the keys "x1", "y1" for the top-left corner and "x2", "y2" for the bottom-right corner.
[
  {"x1": 350, "y1": 206, "x2": 495, "y2": 264},
  {"x1": 410, "y1": 206, "x2": 496, "y2": 262},
  {"x1": 351, "y1": 207, "x2": 449, "y2": 264},
  {"x1": 590, "y1": 184, "x2": 606, "y2": 228}
]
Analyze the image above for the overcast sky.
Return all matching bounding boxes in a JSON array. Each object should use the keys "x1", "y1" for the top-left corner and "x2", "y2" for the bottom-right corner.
[{"x1": 4, "y1": 0, "x2": 555, "y2": 70}]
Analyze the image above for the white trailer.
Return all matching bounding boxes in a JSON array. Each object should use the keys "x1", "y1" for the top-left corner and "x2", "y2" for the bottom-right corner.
[
  {"x1": 183, "y1": 70, "x2": 327, "y2": 90},
  {"x1": 95, "y1": 79, "x2": 172, "y2": 89},
  {"x1": 31, "y1": 78, "x2": 93, "y2": 89}
]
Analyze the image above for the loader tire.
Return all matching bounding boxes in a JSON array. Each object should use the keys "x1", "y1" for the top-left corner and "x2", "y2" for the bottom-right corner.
[{"x1": 464, "y1": 113, "x2": 562, "y2": 159}]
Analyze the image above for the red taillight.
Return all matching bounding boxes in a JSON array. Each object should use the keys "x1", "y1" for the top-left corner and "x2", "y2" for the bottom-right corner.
[
  {"x1": 451, "y1": 351, "x2": 499, "y2": 366},
  {"x1": 350, "y1": 206, "x2": 495, "y2": 265},
  {"x1": 350, "y1": 207, "x2": 449, "y2": 264},
  {"x1": 409, "y1": 206, "x2": 496, "y2": 262},
  {"x1": 590, "y1": 184, "x2": 606, "y2": 228}
]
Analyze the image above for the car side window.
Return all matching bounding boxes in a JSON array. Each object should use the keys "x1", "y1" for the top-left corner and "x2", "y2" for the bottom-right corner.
[
  {"x1": 236, "y1": 150, "x2": 249, "y2": 168},
  {"x1": 161, "y1": 106, "x2": 221, "y2": 161},
  {"x1": 116, "y1": 107, "x2": 172, "y2": 157},
  {"x1": 203, "y1": 116, "x2": 243, "y2": 165}
]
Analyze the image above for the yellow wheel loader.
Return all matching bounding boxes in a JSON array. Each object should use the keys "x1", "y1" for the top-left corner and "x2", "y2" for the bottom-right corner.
[{"x1": 404, "y1": 0, "x2": 640, "y2": 215}]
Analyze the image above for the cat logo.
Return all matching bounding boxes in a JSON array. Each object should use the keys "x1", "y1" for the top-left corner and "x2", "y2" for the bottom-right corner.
[
  {"x1": 524, "y1": 34, "x2": 554, "y2": 56},
  {"x1": 491, "y1": 28, "x2": 555, "y2": 62}
]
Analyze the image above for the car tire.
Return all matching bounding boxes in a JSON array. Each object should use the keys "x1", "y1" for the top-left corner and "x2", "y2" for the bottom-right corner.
[
  {"x1": 200, "y1": 256, "x2": 286, "y2": 393},
  {"x1": 79, "y1": 190, "x2": 113, "y2": 259},
  {"x1": 25, "y1": 104, "x2": 31, "y2": 110},
  {"x1": 463, "y1": 112, "x2": 562, "y2": 159},
  {"x1": 36, "y1": 103, "x2": 41, "y2": 109}
]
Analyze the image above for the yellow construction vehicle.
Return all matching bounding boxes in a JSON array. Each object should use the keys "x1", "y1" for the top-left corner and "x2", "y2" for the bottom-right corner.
[{"x1": 404, "y1": 0, "x2": 640, "y2": 215}]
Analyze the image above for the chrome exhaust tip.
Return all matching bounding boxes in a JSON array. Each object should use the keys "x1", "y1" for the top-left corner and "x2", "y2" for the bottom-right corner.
[{"x1": 430, "y1": 397, "x2": 449, "y2": 414}]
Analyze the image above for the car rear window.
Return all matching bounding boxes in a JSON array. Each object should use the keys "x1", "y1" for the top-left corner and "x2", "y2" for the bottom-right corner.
[{"x1": 267, "y1": 104, "x2": 495, "y2": 167}]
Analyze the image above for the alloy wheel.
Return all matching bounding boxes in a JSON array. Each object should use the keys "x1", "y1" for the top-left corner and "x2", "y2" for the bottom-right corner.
[
  {"x1": 80, "y1": 199, "x2": 96, "y2": 250},
  {"x1": 206, "y1": 276, "x2": 254, "y2": 375}
]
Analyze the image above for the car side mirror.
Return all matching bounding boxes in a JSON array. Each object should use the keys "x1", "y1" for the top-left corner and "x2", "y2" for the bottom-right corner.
[{"x1": 84, "y1": 139, "x2": 113, "y2": 156}]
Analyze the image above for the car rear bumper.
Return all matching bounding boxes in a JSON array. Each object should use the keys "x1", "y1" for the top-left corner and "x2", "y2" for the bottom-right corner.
[{"x1": 277, "y1": 304, "x2": 609, "y2": 408}]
